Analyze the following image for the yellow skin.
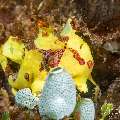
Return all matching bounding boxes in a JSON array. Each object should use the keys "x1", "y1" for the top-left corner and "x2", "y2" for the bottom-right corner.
[
  {"x1": 35, "y1": 19, "x2": 99, "y2": 93},
  {"x1": 0, "y1": 36, "x2": 24, "y2": 71},
  {"x1": 35, "y1": 27, "x2": 65, "y2": 50},
  {"x1": 0, "y1": 47, "x2": 7, "y2": 71},
  {"x1": 8, "y1": 50, "x2": 47, "y2": 96},
  {"x1": 59, "y1": 22, "x2": 93, "y2": 92},
  {"x1": 2, "y1": 36, "x2": 25, "y2": 64},
  {"x1": 6, "y1": 19, "x2": 99, "y2": 97},
  {"x1": 1, "y1": 37, "x2": 47, "y2": 96},
  {"x1": 0, "y1": 36, "x2": 47, "y2": 96}
]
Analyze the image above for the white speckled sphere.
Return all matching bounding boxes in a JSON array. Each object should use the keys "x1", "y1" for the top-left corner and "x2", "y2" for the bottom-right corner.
[
  {"x1": 78, "y1": 98, "x2": 95, "y2": 120},
  {"x1": 15, "y1": 88, "x2": 39, "y2": 109},
  {"x1": 39, "y1": 67, "x2": 76, "y2": 120}
]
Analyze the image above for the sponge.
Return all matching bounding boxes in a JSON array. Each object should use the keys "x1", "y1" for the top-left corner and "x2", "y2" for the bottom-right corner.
[
  {"x1": 15, "y1": 88, "x2": 39, "y2": 109},
  {"x1": 39, "y1": 67, "x2": 76, "y2": 119},
  {"x1": 76, "y1": 98, "x2": 95, "y2": 120}
]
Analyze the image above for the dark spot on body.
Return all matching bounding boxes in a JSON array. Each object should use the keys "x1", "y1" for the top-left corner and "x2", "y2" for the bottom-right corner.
[
  {"x1": 39, "y1": 63, "x2": 44, "y2": 72},
  {"x1": 87, "y1": 60, "x2": 94, "y2": 69},
  {"x1": 59, "y1": 36, "x2": 69, "y2": 42},
  {"x1": 24, "y1": 73, "x2": 29, "y2": 81},
  {"x1": 42, "y1": 31, "x2": 48, "y2": 37},
  {"x1": 69, "y1": 48, "x2": 85, "y2": 65},
  {"x1": 80, "y1": 44, "x2": 83, "y2": 49}
]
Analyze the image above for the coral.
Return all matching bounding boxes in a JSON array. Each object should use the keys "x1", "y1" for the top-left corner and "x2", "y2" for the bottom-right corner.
[
  {"x1": 100, "y1": 103, "x2": 113, "y2": 120},
  {"x1": 39, "y1": 67, "x2": 76, "y2": 120}
]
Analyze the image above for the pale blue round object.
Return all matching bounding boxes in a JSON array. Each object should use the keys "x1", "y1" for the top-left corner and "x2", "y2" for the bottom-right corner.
[
  {"x1": 15, "y1": 88, "x2": 39, "y2": 109},
  {"x1": 78, "y1": 98, "x2": 95, "y2": 120},
  {"x1": 39, "y1": 67, "x2": 76, "y2": 120}
]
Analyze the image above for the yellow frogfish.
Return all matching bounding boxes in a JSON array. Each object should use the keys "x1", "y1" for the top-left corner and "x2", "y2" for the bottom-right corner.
[
  {"x1": 34, "y1": 19, "x2": 99, "y2": 93},
  {"x1": 2, "y1": 19, "x2": 99, "y2": 96}
]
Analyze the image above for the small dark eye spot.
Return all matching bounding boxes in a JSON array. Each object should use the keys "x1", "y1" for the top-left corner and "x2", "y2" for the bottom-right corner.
[{"x1": 24, "y1": 73, "x2": 29, "y2": 81}]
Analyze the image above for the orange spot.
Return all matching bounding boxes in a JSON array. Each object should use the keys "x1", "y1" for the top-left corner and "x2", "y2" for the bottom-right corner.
[
  {"x1": 69, "y1": 48, "x2": 85, "y2": 65},
  {"x1": 87, "y1": 60, "x2": 94, "y2": 69},
  {"x1": 42, "y1": 31, "x2": 49, "y2": 37},
  {"x1": 37, "y1": 20, "x2": 48, "y2": 28},
  {"x1": 59, "y1": 36, "x2": 69, "y2": 42}
]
